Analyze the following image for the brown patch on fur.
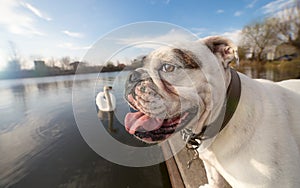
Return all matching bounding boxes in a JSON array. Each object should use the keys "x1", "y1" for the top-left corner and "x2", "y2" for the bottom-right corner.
[
  {"x1": 172, "y1": 48, "x2": 201, "y2": 69},
  {"x1": 202, "y1": 36, "x2": 234, "y2": 53}
]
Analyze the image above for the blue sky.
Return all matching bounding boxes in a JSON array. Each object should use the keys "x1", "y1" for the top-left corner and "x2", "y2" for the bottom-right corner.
[{"x1": 0, "y1": 0, "x2": 295, "y2": 69}]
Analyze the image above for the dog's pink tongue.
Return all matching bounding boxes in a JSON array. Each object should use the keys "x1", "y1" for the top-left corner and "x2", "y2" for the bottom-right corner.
[{"x1": 125, "y1": 112, "x2": 163, "y2": 134}]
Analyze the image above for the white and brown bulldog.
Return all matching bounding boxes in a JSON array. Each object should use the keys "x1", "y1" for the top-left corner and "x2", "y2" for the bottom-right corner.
[{"x1": 124, "y1": 36, "x2": 300, "y2": 188}]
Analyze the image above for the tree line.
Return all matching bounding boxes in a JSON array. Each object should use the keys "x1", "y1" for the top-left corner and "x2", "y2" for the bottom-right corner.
[{"x1": 239, "y1": 1, "x2": 300, "y2": 61}]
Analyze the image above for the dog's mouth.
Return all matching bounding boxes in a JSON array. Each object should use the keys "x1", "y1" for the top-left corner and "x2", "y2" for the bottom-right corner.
[{"x1": 125, "y1": 107, "x2": 198, "y2": 142}]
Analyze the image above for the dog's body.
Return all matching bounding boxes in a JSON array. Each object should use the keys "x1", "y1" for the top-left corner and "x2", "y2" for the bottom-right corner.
[
  {"x1": 124, "y1": 36, "x2": 300, "y2": 187},
  {"x1": 199, "y1": 74, "x2": 300, "y2": 187}
]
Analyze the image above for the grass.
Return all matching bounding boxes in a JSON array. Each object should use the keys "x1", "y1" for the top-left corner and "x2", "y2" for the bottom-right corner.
[{"x1": 277, "y1": 58, "x2": 300, "y2": 70}]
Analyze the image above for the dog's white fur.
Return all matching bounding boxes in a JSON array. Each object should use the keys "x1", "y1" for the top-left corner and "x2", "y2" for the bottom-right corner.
[
  {"x1": 199, "y1": 75, "x2": 300, "y2": 188},
  {"x1": 125, "y1": 36, "x2": 300, "y2": 187},
  {"x1": 197, "y1": 37, "x2": 300, "y2": 188}
]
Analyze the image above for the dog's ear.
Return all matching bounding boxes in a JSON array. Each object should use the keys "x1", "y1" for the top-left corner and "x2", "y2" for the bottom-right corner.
[{"x1": 201, "y1": 36, "x2": 239, "y2": 68}]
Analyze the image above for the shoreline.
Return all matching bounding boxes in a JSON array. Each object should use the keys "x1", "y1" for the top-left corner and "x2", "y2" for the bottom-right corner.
[{"x1": 1, "y1": 59, "x2": 299, "y2": 81}]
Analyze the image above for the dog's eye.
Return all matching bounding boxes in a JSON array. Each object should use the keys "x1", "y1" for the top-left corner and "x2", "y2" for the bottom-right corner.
[{"x1": 161, "y1": 64, "x2": 177, "y2": 73}]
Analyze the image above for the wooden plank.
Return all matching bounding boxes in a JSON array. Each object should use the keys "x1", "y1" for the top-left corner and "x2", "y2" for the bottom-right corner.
[{"x1": 162, "y1": 142, "x2": 185, "y2": 188}]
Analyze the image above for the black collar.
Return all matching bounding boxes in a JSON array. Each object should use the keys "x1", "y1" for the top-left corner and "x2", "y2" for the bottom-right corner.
[{"x1": 181, "y1": 68, "x2": 241, "y2": 149}]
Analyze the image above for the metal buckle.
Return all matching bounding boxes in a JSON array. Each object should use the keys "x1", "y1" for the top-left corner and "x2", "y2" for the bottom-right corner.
[
  {"x1": 181, "y1": 128, "x2": 202, "y2": 149},
  {"x1": 180, "y1": 128, "x2": 194, "y2": 143}
]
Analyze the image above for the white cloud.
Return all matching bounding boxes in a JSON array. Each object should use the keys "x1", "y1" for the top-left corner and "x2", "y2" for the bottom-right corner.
[
  {"x1": 246, "y1": 0, "x2": 258, "y2": 8},
  {"x1": 114, "y1": 29, "x2": 198, "y2": 48},
  {"x1": 149, "y1": 0, "x2": 171, "y2": 5},
  {"x1": 190, "y1": 27, "x2": 208, "y2": 36},
  {"x1": 62, "y1": 30, "x2": 84, "y2": 38},
  {"x1": 105, "y1": 29, "x2": 242, "y2": 65},
  {"x1": 216, "y1": 9, "x2": 224, "y2": 14},
  {"x1": 221, "y1": 29, "x2": 242, "y2": 45},
  {"x1": 83, "y1": 29, "x2": 198, "y2": 64},
  {"x1": 262, "y1": 0, "x2": 295, "y2": 14},
  {"x1": 234, "y1": 11, "x2": 243, "y2": 16},
  {"x1": 202, "y1": 29, "x2": 242, "y2": 45},
  {"x1": 20, "y1": 2, "x2": 52, "y2": 21},
  {"x1": 58, "y1": 42, "x2": 91, "y2": 50},
  {"x1": 0, "y1": 0, "x2": 45, "y2": 36}
]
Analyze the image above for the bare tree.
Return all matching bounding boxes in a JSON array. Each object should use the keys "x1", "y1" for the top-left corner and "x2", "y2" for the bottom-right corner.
[
  {"x1": 291, "y1": 1, "x2": 300, "y2": 48},
  {"x1": 47, "y1": 57, "x2": 57, "y2": 67},
  {"x1": 60, "y1": 56, "x2": 71, "y2": 70},
  {"x1": 240, "y1": 1, "x2": 300, "y2": 61},
  {"x1": 271, "y1": 1, "x2": 300, "y2": 45},
  {"x1": 240, "y1": 20, "x2": 279, "y2": 61}
]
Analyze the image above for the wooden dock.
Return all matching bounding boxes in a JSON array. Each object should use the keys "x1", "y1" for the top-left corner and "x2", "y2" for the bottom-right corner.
[{"x1": 162, "y1": 134, "x2": 231, "y2": 188}]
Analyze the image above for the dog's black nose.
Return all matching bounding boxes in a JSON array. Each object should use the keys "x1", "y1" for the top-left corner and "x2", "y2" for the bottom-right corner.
[{"x1": 129, "y1": 71, "x2": 141, "y2": 82}]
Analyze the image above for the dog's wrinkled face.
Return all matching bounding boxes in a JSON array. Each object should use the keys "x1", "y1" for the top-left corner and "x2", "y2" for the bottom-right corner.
[
  {"x1": 124, "y1": 37, "x2": 238, "y2": 143},
  {"x1": 124, "y1": 48, "x2": 207, "y2": 142}
]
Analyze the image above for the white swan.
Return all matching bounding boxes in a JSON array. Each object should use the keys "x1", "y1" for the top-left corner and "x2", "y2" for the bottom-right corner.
[{"x1": 96, "y1": 86, "x2": 116, "y2": 112}]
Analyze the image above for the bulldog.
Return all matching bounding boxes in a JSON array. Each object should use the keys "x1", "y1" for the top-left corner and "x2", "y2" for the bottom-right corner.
[{"x1": 124, "y1": 36, "x2": 300, "y2": 188}]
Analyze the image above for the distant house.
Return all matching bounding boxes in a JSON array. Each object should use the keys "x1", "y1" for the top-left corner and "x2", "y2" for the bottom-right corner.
[
  {"x1": 70, "y1": 61, "x2": 87, "y2": 72},
  {"x1": 265, "y1": 46, "x2": 276, "y2": 61},
  {"x1": 266, "y1": 52, "x2": 275, "y2": 61},
  {"x1": 117, "y1": 63, "x2": 126, "y2": 69},
  {"x1": 69, "y1": 61, "x2": 88, "y2": 72},
  {"x1": 275, "y1": 43, "x2": 299, "y2": 61},
  {"x1": 34, "y1": 60, "x2": 47, "y2": 72},
  {"x1": 262, "y1": 43, "x2": 299, "y2": 62},
  {"x1": 70, "y1": 61, "x2": 80, "y2": 71}
]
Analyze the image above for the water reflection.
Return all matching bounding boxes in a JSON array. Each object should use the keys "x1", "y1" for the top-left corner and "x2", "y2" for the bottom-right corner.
[
  {"x1": 238, "y1": 64, "x2": 300, "y2": 81},
  {"x1": 0, "y1": 73, "x2": 170, "y2": 188},
  {"x1": 98, "y1": 111, "x2": 117, "y2": 133},
  {"x1": 0, "y1": 75, "x2": 76, "y2": 187}
]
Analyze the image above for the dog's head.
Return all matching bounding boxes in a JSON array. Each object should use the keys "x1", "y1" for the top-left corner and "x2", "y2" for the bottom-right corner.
[{"x1": 124, "y1": 36, "x2": 238, "y2": 143}]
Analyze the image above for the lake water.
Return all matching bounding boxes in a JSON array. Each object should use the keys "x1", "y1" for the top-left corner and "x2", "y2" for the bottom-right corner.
[
  {"x1": 0, "y1": 72, "x2": 171, "y2": 188},
  {"x1": 237, "y1": 64, "x2": 300, "y2": 81},
  {"x1": 0, "y1": 67, "x2": 298, "y2": 188}
]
